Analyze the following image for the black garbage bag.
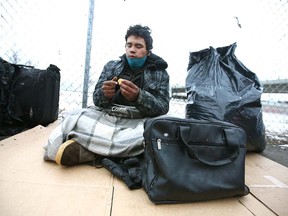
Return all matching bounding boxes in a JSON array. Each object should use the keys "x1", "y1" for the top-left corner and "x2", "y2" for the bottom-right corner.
[{"x1": 185, "y1": 43, "x2": 266, "y2": 152}]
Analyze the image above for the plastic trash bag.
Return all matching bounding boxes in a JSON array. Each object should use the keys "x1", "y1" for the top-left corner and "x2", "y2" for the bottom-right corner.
[{"x1": 185, "y1": 43, "x2": 266, "y2": 152}]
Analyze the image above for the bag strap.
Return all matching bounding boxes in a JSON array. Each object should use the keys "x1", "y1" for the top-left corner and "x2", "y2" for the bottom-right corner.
[{"x1": 179, "y1": 125, "x2": 240, "y2": 166}]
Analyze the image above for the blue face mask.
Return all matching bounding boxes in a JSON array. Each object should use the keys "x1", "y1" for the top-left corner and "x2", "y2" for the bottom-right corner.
[{"x1": 126, "y1": 56, "x2": 147, "y2": 70}]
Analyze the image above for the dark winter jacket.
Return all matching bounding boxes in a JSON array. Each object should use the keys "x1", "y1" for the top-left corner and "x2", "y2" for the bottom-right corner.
[{"x1": 93, "y1": 53, "x2": 170, "y2": 117}]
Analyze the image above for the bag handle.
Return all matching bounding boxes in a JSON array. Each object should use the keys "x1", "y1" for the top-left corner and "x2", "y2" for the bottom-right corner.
[{"x1": 179, "y1": 125, "x2": 240, "y2": 166}]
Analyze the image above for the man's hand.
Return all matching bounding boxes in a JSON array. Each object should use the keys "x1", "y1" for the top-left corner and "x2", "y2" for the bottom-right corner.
[
  {"x1": 102, "y1": 77, "x2": 118, "y2": 99},
  {"x1": 119, "y1": 79, "x2": 140, "y2": 102}
]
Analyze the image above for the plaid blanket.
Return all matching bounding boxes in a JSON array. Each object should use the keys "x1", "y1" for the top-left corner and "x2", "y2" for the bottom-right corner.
[{"x1": 43, "y1": 106, "x2": 148, "y2": 161}]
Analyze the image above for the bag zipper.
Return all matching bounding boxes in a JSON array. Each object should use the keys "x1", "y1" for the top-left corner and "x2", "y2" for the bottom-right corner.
[{"x1": 157, "y1": 138, "x2": 162, "y2": 150}]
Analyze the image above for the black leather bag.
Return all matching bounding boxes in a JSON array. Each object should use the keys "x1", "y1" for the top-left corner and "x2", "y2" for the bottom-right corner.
[{"x1": 142, "y1": 116, "x2": 250, "y2": 204}]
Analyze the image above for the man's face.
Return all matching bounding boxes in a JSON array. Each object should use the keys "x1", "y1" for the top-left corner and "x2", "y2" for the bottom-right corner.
[{"x1": 125, "y1": 35, "x2": 148, "y2": 58}]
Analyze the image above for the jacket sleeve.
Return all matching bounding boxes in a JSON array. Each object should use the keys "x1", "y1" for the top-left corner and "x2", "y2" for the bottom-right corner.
[
  {"x1": 134, "y1": 69, "x2": 170, "y2": 117},
  {"x1": 93, "y1": 61, "x2": 119, "y2": 108}
]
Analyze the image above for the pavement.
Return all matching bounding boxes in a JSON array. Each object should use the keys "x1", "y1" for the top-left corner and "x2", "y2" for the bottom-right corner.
[{"x1": 260, "y1": 144, "x2": 288, "y2": 167}]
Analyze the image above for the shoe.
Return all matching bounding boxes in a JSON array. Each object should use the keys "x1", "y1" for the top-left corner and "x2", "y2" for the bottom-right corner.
[{"x1": 55, "y1": 139, "x2": 96, "y2": 166}]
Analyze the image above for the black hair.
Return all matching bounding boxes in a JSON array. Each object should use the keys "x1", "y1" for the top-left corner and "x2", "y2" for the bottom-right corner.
[{"x1": 125, "y1": 24, "x2": 153, "y2": 52}]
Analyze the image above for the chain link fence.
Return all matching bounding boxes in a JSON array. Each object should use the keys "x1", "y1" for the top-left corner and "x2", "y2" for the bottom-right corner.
[{"x1": 1, "y1": 0, "x2": 287, "y2": 145}]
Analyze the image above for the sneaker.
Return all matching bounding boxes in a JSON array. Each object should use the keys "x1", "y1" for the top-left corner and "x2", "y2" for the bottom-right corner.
[{"x1": 55, "y1": 140, "x2": 96, "y2": 166}]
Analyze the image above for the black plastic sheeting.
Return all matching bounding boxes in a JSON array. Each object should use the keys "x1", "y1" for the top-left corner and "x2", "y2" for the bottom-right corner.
[{"x1": 185, "y1": 43, "x2": 266, "y2": 152}]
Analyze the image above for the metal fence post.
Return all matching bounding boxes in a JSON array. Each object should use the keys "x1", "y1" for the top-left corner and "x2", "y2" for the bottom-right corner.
[{"x1": 82, "y1": 0, "x2": 95, "y2": 108}]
